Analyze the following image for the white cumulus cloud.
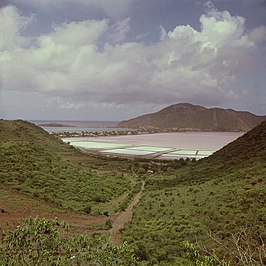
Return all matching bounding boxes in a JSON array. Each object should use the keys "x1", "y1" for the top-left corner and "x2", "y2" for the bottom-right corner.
[
  {"x1": 0, "y1": 5, "x2": 32, "y2": 50},
  {"x1": 0, "y1": 5, "x2": 265, "y2": 112}
]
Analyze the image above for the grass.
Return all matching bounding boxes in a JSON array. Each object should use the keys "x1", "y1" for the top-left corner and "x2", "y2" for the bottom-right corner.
[
  {"x1": 1, "y1": 119, "x2": 265, "y2": 265},
  {"x1": 0, "y1": 120, "x2": 189, "y2": 217},
  {"x1": 0, "y1": 120, "x2": 134, "y2": 214},
  {"x1": 123, "y1": 122, "x2": 266, "y2": 265},
  {"x1": 126, "y1": 167, "x2": 265, "y2": 262},
  {"x1": 0, "y1": 140, "x2": 132, "y2": 213}
]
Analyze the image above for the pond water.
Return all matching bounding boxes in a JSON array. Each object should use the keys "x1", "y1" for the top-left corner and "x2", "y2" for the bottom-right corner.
[{"x1": 62, "y1": 132, "x2": 244, "y2": 159}]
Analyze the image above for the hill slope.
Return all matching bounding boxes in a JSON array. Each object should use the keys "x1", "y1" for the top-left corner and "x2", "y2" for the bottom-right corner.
[
  {"x1": 117, "y1": 103, "x2": 266, "y2": 131},
  {"x1": 0, "y1": 120, "x2": 131, "y2": 214},
  {"x1": 202, "y1": 120, "x2": 266, "y2": 166},
  {"x1": 123, "y1": 121, "x2": 266, "y2": 265}
]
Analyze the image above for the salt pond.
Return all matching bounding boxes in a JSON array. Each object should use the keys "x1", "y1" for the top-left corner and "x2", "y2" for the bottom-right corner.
[{"x1": 62, "y1": 132, "x2": 244, "y2": 160}]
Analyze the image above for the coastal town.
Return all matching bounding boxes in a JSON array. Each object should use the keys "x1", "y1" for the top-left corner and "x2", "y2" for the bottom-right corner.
[
  {"x1": 50, "y1": 127, "x2": 206, "y2": 138},
  {"x1": 51, "y1": 128, "x2": 160, "y2": 138}
]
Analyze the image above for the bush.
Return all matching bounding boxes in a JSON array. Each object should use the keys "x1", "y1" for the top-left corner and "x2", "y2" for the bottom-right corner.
[
  {"x1": 137, "y1": 167, "x2": 146, "y2": 175},
  {"x1": 0, "y1": 217, "x2": 139, "y2": 265},
  {"x1": 105, "y1": 219, "x2": 112, "y2": 229},
  {"x1": 183, "y1": 241, "x2": 230, "y2": 266},
  {"x1": 83, "y1": 205, "x2": 92, "y2": 214}
]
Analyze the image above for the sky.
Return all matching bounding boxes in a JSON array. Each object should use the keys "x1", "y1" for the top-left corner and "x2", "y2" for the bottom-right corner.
[{"x1": 0, "y1": 0, "x2": 266, "y2": 121}]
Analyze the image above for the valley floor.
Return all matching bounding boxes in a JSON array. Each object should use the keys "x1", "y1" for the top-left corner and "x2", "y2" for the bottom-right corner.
[{"x1": 0, "y1": 180, "x2": 146, "y2": 245}]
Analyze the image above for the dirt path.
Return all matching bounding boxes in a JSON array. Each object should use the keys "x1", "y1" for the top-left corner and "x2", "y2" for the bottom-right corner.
[
  {"x1": 109, "y1": 180, "x2": 145, "y2": 245},
  {"x1": 0, "y1": 188, "x2": 108, "y2": 233},
  {"x1": 0, "y1": 181, "x2": 145, "y2": 243}
]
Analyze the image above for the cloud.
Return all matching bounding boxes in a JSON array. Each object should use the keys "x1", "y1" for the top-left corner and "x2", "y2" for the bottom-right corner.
[
  {"x1": 200, "y1": 8, "x2": 254, "y2": 50},
  {"x1": 249, "y1": 26, "x2": 266, "y2": 43},
  {"x1": 0, "y1": 5, "x2": 265, "y2": 111},
  {"x1": 0, "y1": 5, "x2": 32, "y2": 50},
  {"x1": 108, "y1": 18, "x2": 131, "y2": 44}
]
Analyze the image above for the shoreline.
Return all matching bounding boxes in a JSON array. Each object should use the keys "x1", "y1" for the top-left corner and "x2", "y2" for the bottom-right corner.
[{"x1": 51, "y1": 128, "x2": 246, "y2": 138}]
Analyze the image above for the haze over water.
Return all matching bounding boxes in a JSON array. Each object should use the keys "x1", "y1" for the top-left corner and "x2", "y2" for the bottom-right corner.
[{"x1": 32, "y1": 120, "x2": 120, "y2": 133}]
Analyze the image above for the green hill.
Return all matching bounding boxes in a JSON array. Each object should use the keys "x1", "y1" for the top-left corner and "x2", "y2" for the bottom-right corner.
[
  {"x1": 202, "y1": 120, "x2": 266, "y2": 166},
  {"x1": 123, "y1": 121, "x2": 266, "y2": 265},
  {"x1": 0, "y1": 119, "x2": 55, "y2": 141},
  {"x1": 0, "y1": 120, "x2": 131, "y2": 214},
  {"x1": 117, "y1": 103, "x2": 266, "y2": 131},
  {"x1": 1, "y1": 119, "x2": 265, "y2": 265}
]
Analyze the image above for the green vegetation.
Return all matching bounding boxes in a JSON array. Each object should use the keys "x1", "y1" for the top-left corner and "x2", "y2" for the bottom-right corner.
[
  {"x1": 0, "y1": 120, "x2": 67, "y2": 151},
  {"x1": 1, "y1": 119, "x2": 265, "y2": 265},
  {"x1": 0, "y1": 141, "x2": 130, "y2": 212},
  {"x1": 123, "y1": 122, "x2": 266, "y2": 265},
  {"x1": 0, "y1": 217, "x2": 139, "y2": 265},
  {"x1": 0, "y1": 120, "x2": 131, "y2": 213}
]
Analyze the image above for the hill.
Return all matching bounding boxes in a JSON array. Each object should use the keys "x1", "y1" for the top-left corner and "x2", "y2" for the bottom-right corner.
[
  {"x1": 117, "y1": 103, "x2": 266, "y2": 131},
  {"x1": 0, "y1": 120, "x2": 132, "y2": 214},
  {"x1": 1, "y1": 119, "x2": 265, "y2": 264},
  {"x1": 202, "y1": 120, "x2": 266, "y2": 166},
  {"x1": 123, "y1": 121, "x2": 266, "y2": 265},
  {"x1": 0, "y1": 119, "x2": 60, "y2": 145}
]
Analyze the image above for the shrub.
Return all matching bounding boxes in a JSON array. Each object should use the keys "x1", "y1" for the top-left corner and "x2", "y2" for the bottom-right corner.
[
  {"x1": 105, "y1": 219, "x2": 112, "y2": 229},
  {"x1": 137, "y1": 167, "x2": 146, "y2": 175},
  {"x1": 83, "y1": 205, "x2": 92, "y2": 214},
  {"x1": 0, "y1": 217, "x2": 139, "y2": 265}
]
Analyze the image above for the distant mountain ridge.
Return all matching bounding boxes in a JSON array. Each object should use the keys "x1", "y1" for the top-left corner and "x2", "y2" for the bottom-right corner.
[{"x1": 117, "y1": 103, "x2": 266, "y2": 131}]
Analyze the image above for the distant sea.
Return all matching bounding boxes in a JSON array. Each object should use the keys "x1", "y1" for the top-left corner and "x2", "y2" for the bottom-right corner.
[{"x1": 30, "y1": 120, "x2": 123, "y2": 133}]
